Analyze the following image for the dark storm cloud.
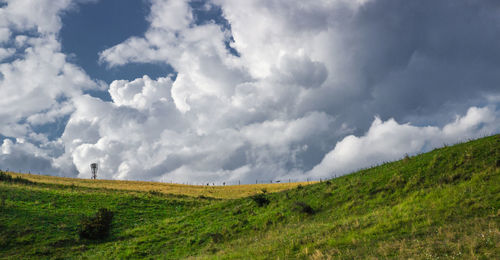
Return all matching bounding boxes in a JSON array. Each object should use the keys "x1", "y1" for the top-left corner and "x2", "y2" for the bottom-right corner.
[
  {"x1": 354, "y1": 0, "x2": 500, "y2": 119},
  {"x1": 294, "y1": 0, "x2": 500, "y2": 133}
]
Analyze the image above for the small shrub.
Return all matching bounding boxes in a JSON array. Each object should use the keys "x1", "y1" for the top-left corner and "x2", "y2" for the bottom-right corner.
[
  {"x1": 0, "y1": 171, "x2": 13, "y2": 182},
  {"x1": 148, "y1": 190, "x2": 162, "y2": 196},
  {"x1": 14, "y1": 176, "x2": 32, "y2": 184},
  {"x1": 297, "y1": 184, "x2": 303, "y2": 190},
  {"x1": 294, "y1": 202, "x2": 315, "y2": 215},
  {"x1": 197, "y1": 195, "x2": 209, "y2": 200},
  {"x1": 0, "y1": 171, "x2": 33, "y2": 185},
  {"x1": 325, "y1": 180, "x2": 332, "y2": 185},
  {"x1": 0, "y1": 194, "x2": 5, "y2": 208},
  {"x1": 261, "y1": 188, "x2": 268, "y2": 194},
  {"x1": 251, "y1": 194, "x2": 270, "y2": 207},
  {"x1": 275, "y1": 212, "x2": 285, "y2": 222},
  {"x1": 209, "y1": 232, "x2": 224, "y2": 243},
  {"x1": 78, "y1": 208, "x2": 114, "y2": 240}
]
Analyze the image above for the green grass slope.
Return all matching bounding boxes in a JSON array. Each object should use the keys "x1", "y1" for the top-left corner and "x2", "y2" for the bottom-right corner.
[{"x1": 1, "y1": 135, "x2": 499, "y2": 259}]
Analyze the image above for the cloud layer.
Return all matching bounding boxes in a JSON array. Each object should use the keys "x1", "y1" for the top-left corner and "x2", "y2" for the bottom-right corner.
[
  {"x1": 308, "y1": 106, "x2": 499, "y2": 178},
  {"x1": 1, "y1": 0, "x2": 499, "y2": 183}
]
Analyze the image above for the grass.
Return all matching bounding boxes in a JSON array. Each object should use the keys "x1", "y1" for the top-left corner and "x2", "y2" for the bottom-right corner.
[
  {"x1": 0, "y1": 134, "x2": 499, "y2": 259},
  {"x1": 5, "y1": 173, "x2": 315, "y2": 199}
]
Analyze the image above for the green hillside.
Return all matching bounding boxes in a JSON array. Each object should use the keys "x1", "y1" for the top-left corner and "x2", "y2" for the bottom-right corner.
[{"x1": 1, "y1": 135, "x2": 499, "y2": 259}]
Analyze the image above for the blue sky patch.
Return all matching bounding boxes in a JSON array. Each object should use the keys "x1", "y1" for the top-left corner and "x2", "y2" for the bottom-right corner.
[{"x1": 60, "y1": 0, "x2": 174, "y2": 83}]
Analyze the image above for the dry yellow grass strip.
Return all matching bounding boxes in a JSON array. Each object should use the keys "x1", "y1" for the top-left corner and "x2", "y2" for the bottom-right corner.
[{"x1": 8, "y1": 172, "x2": 316, "y2": 199}]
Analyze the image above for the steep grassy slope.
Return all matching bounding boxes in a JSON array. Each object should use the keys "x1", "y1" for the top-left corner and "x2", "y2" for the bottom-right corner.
[{"x1": 0, "y1": 134, "x2": 499, "y2": 259}]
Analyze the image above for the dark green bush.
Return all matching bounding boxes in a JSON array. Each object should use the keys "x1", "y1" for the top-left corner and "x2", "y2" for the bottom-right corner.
[
  {"x1": 0, "y1": 171, "x2": 33, "y2": 185},
  {"x1": 251, "y1": 194, "x2": 270, "y2": 207},
  {"x1": 209, "y1": 232, "x2": 224, "y2": 243},
  {"x1": 148, "y1": 190, "x2": 163, "y2": 196},
  {"x1": 294, "y1": 202, "x2": 315, "y2": 215},
  {"x1": 78, "y1": 208, "x2": 114, "y2": 240},
  {"x1": 197, "y1": 195, "x2": 209, "y2": 200},
  {"x1": 0, "y1": 194, "x2": 5, "y2": 208},
  {"x1": 0, "y1": 171, "x2": 11, "y2": 182}
]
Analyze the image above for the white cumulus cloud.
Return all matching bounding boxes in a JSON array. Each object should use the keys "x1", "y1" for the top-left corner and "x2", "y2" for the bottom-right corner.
[
  {"x1": 0, "y1": 0, "x2": 499, "y2": 183},
  {"x1": 308, "y1": 106, "x2": 500, "y2": 178}
]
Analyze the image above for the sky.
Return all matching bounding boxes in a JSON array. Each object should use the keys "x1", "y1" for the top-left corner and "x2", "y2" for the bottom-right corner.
[{"x1": 0, "y1": 0, "x2": 499, "y2": 184}]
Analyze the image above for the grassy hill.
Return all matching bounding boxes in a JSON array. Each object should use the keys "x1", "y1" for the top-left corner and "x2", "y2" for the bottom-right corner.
[
  {"x1": 4, "y1": 172, "x2": 314, "y2": 199},
  {"x1": 0, "y1": 135, "x2": 499, "y2": 259}
]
